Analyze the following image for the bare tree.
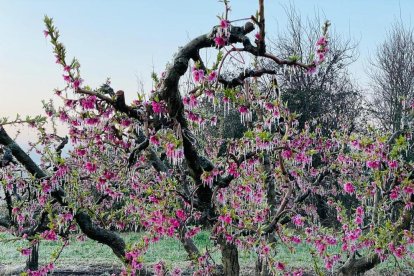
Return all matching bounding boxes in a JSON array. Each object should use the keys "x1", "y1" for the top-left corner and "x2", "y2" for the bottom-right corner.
[
  {"x1": 368, "y1": 22, "x2": 414, "y2": 132},
  {"x1": 268, "y1": 6, "x2": 361, "y2": 132}
]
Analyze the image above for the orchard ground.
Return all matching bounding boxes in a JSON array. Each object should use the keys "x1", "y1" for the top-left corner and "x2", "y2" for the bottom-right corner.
[{"x1": 0, "y1": 230, "x2": 413, "y2": 275}]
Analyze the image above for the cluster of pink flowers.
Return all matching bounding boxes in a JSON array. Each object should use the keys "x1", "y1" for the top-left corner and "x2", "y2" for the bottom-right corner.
[
  {"x1": 191, "y1": 67, "x2": 218, "y2": 84},
  {"x1": 218, "y1": 213, "x2": 232, "y2": 225},
  {"x1": 80, "y1": 96, "x2": 97, "y2": 110},
  {"x1": 183, "y1": 94, "x2": 198, "y2": 109},
  {"x1": 343, "y1": 182, "x2": 355, "y2": 194},
  {"x1": 151, "y1": 100, "x2": 166, "y2": 114},
  {"x1": 307, "y1": 35, "x2": 329, "y2": 74},
  {"x1": 27, "y1": 263, "x2": 55, "y2": 276},
  {"x1": 124, "y1": 248, "x2": 145, "y2": 273},
  {"x1": 292, "y1": 214, "x2": 304, "y2": 227},
  {"x1": 165, "y1": 143, "x2": 184, "y2": 165},
  {"x1": 388, "y1": 242, "x2": 407, "y2": 258},
  {"x1": 315, "y1": 36, "x2": 328, "y2": 63},
  {"x1": 20, "y1": 247, "x2": 32, "y2": 256},
  {"x1": 41, "y1": 230, "x2": 58, "y2": 241},
  {"x1": 214, "y1": 19, "x2": 230, "y2": 47},
  {"x1": 354, "y1": 206, "x2": 364, "y2": 225},
  {"x1": 366, "y1": 160, "x2": 380, "y2": 169},
  {"x1": 149, "y1": 135, "x2": 160, "y2": 147}
]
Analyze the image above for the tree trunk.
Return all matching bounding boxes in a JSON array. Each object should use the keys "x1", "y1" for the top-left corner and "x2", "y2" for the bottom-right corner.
[
  {"x1": 221, "y1": 242, "x2": 240, "y2": 276},
  {"x1": 255, "y1": 256, "x2": 271, "y2": 276},
  {"x1": 26, "y1": 243, "x2": 39, "y2": 271},
  {"x1": 337, "y1": 254, "x2": 380, "y2": 276}
]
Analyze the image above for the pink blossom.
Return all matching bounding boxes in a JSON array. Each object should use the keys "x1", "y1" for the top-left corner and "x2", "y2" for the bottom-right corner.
[
  {"x1": 220, "y1": 19, "x2": 229, "y2": 29},
  {"x1": 210, "y1": 116, "x2": 217, "y2": 126},
  {"x1": 291, "y1": 236, "x2": 301, "y2": 244},
  {"x1": 80, "y1": 96, "x2": 96, "y2": 109},
  {"x1": 346, "y1": 228, "x2": 361, "y2": 241},
  {"x1": 75, "y1": 148, "x2": 87, "y2": 156},
  {"x1": 227, "y1": 162, "x2": 239, "y2": 177},
  {"x1": 316, "y1": 36, "x2": 327, "y2": 46},
  {"x1": 306, "y1": 65, "x2": 317, "y2": 75},
  {"x1": 192, "y1": 68, "x2": 205, "y2": 83},
  {"x1": 62, "y1": 212, "x2": 73, "y2": 222},
  {"x1": 205, "y1": 89, "x2": 215, "y2": 99},
  {"x1": 73, "y1": 78, "x2": 83, "y2": 90},
  {"x1": 171, "y1": 268, "x2": 182, "y2": 276},
  {"x1": 275, "y1": 262, "x2": 285, "y2": 271},
  {"x1": 262, "y1": 245, "x2": 270, "y2": 255},
  {"x1": 325, "y1": 236, "x2": 337, "y2": 245},
  {"x1": 366, "y1": 160, "x2": 380, "y2": 169},
  {"x1": 189, "y1": 95, "x2": 198, "y2": 108},
  {"x1": 85, "y1": 117, "x2": 100, "y2": 125},
  {"x1": 281, "y1": 149, "x2": 292, "y2": 159},
  {"x1": 176, "y1": 209, "x2": 186, "y2": 221},
  {"x1": 390, "y1": 189, "x2": 399, "y2": 199},
  {"x1": 151, "y1": 101, "x2": 164, "y2": 114},
  {"x1": 85, "y1": 162, "x2": 97, "y2": 173},
  {"x1": 356, "y1": 206, "x2": 364, "y2": 216},
  {"x1": 149, "y1": 135, "x2": 160, "y2": 146},
  {"x1": 238, "y1": 105, "x2": 249, "y2": 114},
  {"x1": 207, "y1": 71, "x2": 217, "y2": 82},
  {"x1": 403, "y1": 186, "x2": 414, "y2": 194},
  {"x1": 63, "y1": 75, "x2": 71, "y2": 82},
  {"x1": 388, "y1": 160, "x2": 398, "y2": 169},
  {"x1": 41, "y1": 181, "x2": 52, "y2": 194},
  {"x1": 292, "y1": 214, "x2": 304, "y2": 227},
  {"x1": 343, "y1": 182, "x2": 355, "y2": 194},
  {"x1": 214, "y1": 36, "x2": 226, "y2": 47},
  {"x1": 153, "y1": 262, "x2": 165, "y2": 276},
  {"x1": 41, "y1": 230, "x2": 58, "y2": 241},
  {"x1": 21, "y1": 247, "x2": 32, "y2": 256},
  {"x1": 292, "y1": 269, "x2": 304, "y2": 276},
  {"x1": 219, "y1": 214, "x2": 232, "y2": 225}
]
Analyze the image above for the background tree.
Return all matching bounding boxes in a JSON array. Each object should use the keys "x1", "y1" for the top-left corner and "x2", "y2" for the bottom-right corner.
[
  {"x1": 268, "y1": 7, "x2": 361, "y2": 132},
  {"x1": 368, "y1": 22, "x2": 414, "y2": 132}
]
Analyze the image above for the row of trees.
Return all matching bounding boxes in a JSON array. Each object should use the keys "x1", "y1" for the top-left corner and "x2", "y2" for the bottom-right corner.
[{"x1": 1, "y1": 1, "x2": 414, "y2": 276}]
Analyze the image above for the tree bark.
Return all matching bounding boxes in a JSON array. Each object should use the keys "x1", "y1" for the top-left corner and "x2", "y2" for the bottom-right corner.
[
  {"x1": 26, "y1": 243, "x2": 39, "y2": 271},
  {"x1": 337, "y1": 254, "x2": 380, "y2": 276},
  {"x1": 255, "y1": 257, "x2": 271, "y2": 276},
  {"x1": 220, "y1": 242, "x2": 240, "y2": 276}
]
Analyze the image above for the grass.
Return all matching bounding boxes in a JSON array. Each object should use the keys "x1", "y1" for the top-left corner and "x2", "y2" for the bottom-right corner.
[
  {"x1": 0, "y1": 231, "x2": 317, "y2": 270},
  {"x1": 0, "y1": 231, "x2": 216, "y2": 268},
  {"x1": 1, "y1": 231, "x2": 413, "y2": 274}
]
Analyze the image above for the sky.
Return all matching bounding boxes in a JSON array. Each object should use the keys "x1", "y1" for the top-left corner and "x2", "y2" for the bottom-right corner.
[{"x1": 0, "y1": 0, "x2": 413, "y2": 131}]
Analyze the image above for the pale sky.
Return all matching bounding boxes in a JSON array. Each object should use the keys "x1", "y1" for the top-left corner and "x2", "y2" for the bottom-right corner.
[{"x1": 0, "y1": 0, "x2": 413, "y2": 123}]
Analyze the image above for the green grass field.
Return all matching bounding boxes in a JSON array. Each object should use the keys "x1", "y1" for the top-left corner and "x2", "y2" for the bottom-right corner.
[
  {"x1": 0, "y1": 231, "x2": 413, "y2": 274},
  {"x1": 0, "y1": 231, "x2": 317, "y2": 269}
]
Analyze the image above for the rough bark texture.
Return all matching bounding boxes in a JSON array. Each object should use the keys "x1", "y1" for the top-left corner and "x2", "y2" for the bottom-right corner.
[
  {"x1": 0, "y1": 127, "x2": 47, "y2": 179},
  {"x1": 26, "y1": 243, "x2": 39, "y2": 271},
  {"x1": 255, "y1": 257, "x2": 271, "y2": 276},
  {"x1": 157, "y1": 24, "x2": 257, "y2": 222},
  {"x1": 337, "y1": 254, "x2": 380, "y2": 276},
  {"x1": 220, "y1": 242, "x2": 240, "y2": 276},
  {"x1": 75, "y1": 211, "x2": 126, "y2": 261}
]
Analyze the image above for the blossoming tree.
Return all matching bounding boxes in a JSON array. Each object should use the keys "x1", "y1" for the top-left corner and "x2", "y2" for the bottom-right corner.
[{"x1": 1, "y1": 1, "x2": 414, "y2": 276}]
